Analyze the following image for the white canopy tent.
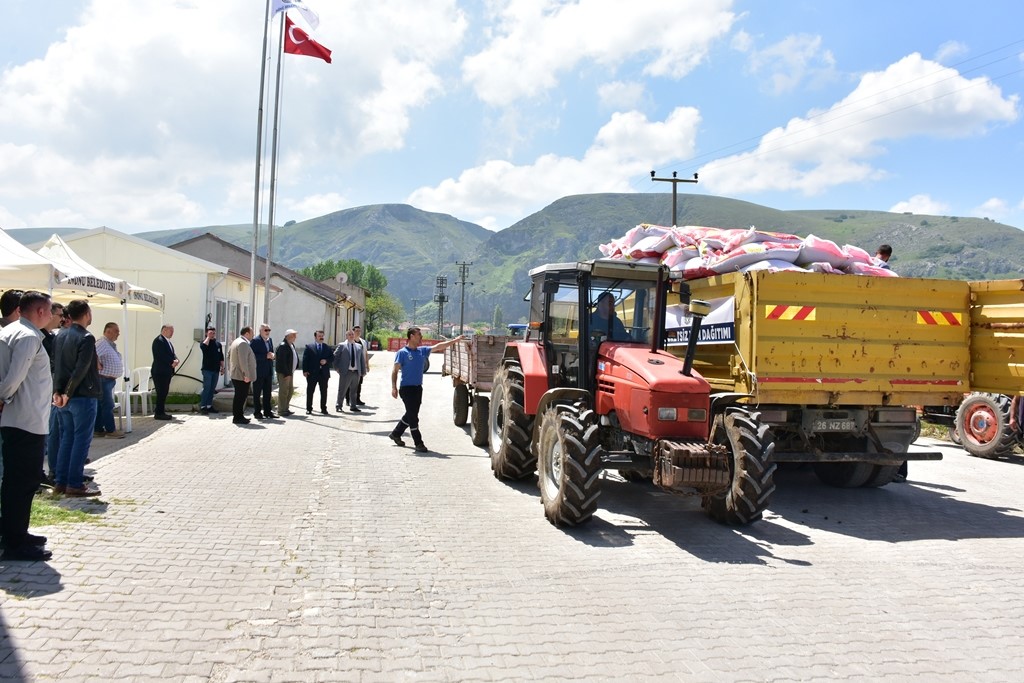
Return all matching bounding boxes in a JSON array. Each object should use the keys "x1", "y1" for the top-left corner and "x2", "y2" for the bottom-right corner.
[
  {"x1": 37, "y1": 235, "x2": 165, "y2": 433},
  {"x1": 0, "y1": 228, "x2": 63, "y2": 292}
]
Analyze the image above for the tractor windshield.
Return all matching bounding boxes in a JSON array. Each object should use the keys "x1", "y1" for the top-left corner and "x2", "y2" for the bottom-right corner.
[{"x1": 587, "y1": 278, "x2": 657, "y2": 344}]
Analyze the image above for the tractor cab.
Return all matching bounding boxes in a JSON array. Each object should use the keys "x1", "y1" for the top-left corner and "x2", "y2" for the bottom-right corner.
[{"x1": 527, "y1": 259, "x2": 666, "y2": 394}]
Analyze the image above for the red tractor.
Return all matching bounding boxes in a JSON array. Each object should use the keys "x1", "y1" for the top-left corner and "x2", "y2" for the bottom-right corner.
[{"x1": 487, "y1": 259, "x2": 776, "y2": 527}]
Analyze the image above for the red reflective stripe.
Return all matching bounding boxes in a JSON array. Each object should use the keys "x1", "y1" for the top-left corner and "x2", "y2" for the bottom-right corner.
[
  {"x1": 940, "y1": 311, "x2": 961, "y2": 326},
  {"x1": 918, "y1": 310, "x2": 937, "y2": 325},
  {"x1": 792, "y1": 306, "x2": 814, "y2": 320},
  {"x1": 766, "y1": 306, "x2": 785, "y2": 320}
]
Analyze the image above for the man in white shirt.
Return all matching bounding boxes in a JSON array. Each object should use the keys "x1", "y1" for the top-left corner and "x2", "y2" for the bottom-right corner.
[{"x1": 94, "y1": 322, "x2": 124, "y2": 438}]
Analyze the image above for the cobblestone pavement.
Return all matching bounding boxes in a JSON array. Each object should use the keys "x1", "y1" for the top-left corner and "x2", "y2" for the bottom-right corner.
[{"x1": 2, "y1": 355, "x2": 1023, "y2": 681}]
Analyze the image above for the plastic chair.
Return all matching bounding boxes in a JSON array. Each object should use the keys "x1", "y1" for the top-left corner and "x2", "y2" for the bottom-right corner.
[{"x1": 128, "y1": 366, "x2": 154, "y2": 416}]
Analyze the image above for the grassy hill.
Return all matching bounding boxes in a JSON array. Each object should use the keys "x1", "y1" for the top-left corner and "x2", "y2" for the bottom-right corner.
[{"x1": 12, "y1": 195, "x2": 1022, "y2": 328}]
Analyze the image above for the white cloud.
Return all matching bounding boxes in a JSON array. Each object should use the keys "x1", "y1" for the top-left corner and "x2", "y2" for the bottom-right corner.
[
  {"x1": 889, "y1": 194, "x2": 951, "y2": 215},
  {"x1": 0, "y1": 0, "x2": 467, "y2": 230},
  {"x1": 934, "y1": 40, "x2": 968, "y2": 64},
  {"x1": 462, "y1": 0, "x2": 737, "y2": 106},
  {"x1": 745, "y1": 34, "x2": 837, "y2": 95},
  {"x1": 597, "y1": 81, "x2": 646, "y2": 110},
  {"x1": 971, "y1": 197, "x2": 1009, "y2": 219},
  {"x1": 407, "y1": 107, "x2": 700, "y2": 229},
  {"x1": 702, "y1": 53, "x2": 1020, "y2": 197},
  {"x1": 282, "y1": 193, "x2": 349, "y2": 223},
  {"x1": 730, "y1": 29, "x2": 753, "y2": 53}
]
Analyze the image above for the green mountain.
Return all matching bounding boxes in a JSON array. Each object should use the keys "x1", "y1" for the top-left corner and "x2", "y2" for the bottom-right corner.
[{"x1": 18, "y1": 195, "x2": 1020, "y2": 328}]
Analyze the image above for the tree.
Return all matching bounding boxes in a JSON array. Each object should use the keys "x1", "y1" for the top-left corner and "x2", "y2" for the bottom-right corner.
[
  {"x1": 364, "y1": 291, "x2": 405, "y2": 336},
  {"x1": 299, "y1": 259, "x2": 388, "y2": 294},
  {"x1": 492, "y1": 304, "x2": 504, "y2": 330}
]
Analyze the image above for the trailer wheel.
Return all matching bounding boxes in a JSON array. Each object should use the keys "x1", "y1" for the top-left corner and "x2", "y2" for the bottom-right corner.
[
  {"x1": 470, "y1": 396, "x2": 489, "y2": 447},
  {"x1": 702, "y1": 409, "x2": 776, "y2": 525},
  {"x1": 813, "y1": 461, "x2": 875, "y2": 488},
  {"x1": 537, "y1": 403, "x2": 603, "y2": 527},
  {"x1": 488, "y1": 363, "x2": 536, "y2": 479},
  {"x1": 955, "y1": 393, "x2": 1016, "y2": 459},
  {"x1": 453, "y1": 383, "x2": 469, "y2": 427}
]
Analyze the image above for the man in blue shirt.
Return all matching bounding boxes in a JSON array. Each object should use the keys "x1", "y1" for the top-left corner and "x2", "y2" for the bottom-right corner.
[{"x1": 388, "y1": 327, "x2": 463, "y2": 453}]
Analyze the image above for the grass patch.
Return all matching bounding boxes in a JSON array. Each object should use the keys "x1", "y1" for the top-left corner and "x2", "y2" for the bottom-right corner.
[{"x1": 30, "y1": 495, "x2": 105, "y2": 528}]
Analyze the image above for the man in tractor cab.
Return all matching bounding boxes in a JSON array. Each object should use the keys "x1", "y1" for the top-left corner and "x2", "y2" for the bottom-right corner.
[{"x1": 589, "y1": 291, "x2": 630, "y2": 341}]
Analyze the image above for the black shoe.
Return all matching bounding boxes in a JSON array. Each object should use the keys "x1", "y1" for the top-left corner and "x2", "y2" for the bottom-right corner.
[
  {"x1": 414, "y1": 444, "x2": 429, "y2": 453},
  {"x1": 199, "y1": 407, "x2": 210, "y2": 414},
  {"x1": 2, "y1": 544, "x2": 52, "y2": 561},
  {"x1": 389, "y1": 433, "x2": 405, "y2": 447},
  {"x1": 154, "y1": 413, "x2": 172, "y2": 421},
  {"x1": 208, "y1": 407, "x2": 220, "y2": 414},
  {"x1": 233, "y1": 417, "x2": 251, "y2": 425},
  {"x1": 253, "y1": 413, "x2": 264, "y2": 420},
  {"x1": 306, "y1": 409, "x2": 313, "y2": 415},
  {"x1": 321, "y1": 410, "x2": 329, "y2": 415},
  {"x1": 266, "y1": 413, "x2": 278, "y2": 419},
  {"x1": 356, "y1": 401, "x2": 366, "y2": 406},
  {"x1": 350, "y1": 407, "x2": 362, "y2": 413},
  {"x1": 25, "y1": 533, "x2": 47, "y2": 546},
  {"x1": 280, "y1": 411, "x2": 294, "y2": 417}
]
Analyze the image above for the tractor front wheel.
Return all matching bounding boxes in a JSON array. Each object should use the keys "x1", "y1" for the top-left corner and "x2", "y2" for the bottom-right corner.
[
  {"x1": 702, "y1": 409, "x2": 776, "y2": 525},
  {"x1": 955, "y1": 393, "x2": 1016, "y2": 459},
  {"x1": 537, "y1": 403, "x2": 603, "y2": 527}
]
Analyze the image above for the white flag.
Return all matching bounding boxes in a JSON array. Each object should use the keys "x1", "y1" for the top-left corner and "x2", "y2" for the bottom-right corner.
[{"x1": 271, "y1": 0, "x2": 319, "y2": 31}]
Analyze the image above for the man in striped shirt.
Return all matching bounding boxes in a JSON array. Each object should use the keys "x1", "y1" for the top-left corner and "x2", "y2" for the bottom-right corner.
[{"x1": 94, "y1": 322, "x2": 124, "y2": 438}]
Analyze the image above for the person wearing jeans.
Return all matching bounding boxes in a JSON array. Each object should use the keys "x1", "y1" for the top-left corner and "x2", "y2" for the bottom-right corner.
[
  {"x1": 199, "y1": 326, "x2": 224, "y2": 414},
  {"x1": 94, "y1": 322, "x2": 123, "y2": 437},
  {"x1": 52, "y1": 299, "x2": 102, "y2": 497}
]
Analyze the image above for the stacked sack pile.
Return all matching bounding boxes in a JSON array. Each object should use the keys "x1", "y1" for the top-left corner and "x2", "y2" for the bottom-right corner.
[{"x1": 599, "y1": 224, "x2": 897, "y2": 280}]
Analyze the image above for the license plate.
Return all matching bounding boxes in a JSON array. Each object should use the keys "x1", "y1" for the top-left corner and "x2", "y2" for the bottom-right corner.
[{"x1": 812, "y1": 419, "x2": 856, "y2": 432}]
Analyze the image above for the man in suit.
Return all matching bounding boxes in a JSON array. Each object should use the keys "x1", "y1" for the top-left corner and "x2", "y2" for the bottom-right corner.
[
  {"x1": 302, "y1": 330, "x2": 332, "y2": 415},
  {"x1": 151, "y1": 324, "x2": 178, "y2": 420},
  {"x1": 275, "y1": 329, "x2": 299, "y2": 417},
  {"x1": 227, "y1": 327, "x2": 256, "y2": 425},
  {"x1": 332, "y1": 329, "x2": 365, "y2": 413},
  {"x1": 249, "y1": 323, "x2": 276, "y2": 419}
]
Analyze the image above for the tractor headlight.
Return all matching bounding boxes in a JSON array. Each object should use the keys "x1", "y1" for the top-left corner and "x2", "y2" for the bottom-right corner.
[{"x1": 657, "y1": 407, "x2": 677, "y2": 421}]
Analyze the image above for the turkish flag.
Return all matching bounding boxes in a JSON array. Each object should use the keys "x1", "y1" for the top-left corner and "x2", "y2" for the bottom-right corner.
[{"x1": 284, "y1": 16, "x2": 332, "y2": 64}]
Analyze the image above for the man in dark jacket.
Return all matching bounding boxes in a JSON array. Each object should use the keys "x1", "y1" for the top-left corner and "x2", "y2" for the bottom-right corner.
[
  {"x1": 52, "y1": 299, "x2": 101, "y2": 497},
  {"x1": 249, "y1": 323, "x2": 276, "y2": 419},
  {"x1": 199, "y1": 326, "x2": 223, "y2": 414},
  {"x1": 151, "y1": 324, "x2": 178, "y2": 420},
  {"x1": 302, "y1": 330, "x2": 333, "y2": 415},
  {"x1": 275, "y1": 329, "x2": 298, "y2": 417}
]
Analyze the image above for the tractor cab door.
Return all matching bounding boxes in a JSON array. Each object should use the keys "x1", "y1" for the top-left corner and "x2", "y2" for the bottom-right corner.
[{"x1": 536, "y1": 272, "x2": 588, "y2": 391}]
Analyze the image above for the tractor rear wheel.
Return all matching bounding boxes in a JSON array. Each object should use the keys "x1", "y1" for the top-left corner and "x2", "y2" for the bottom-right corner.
[
  {"x1": 452, "y1": 384, "x2": 469, "y2": 426},
  {"x1": 470, "y1": 396, "x2": 489, "y2": 447},
  {"x1": 702, "y1": 409, "x2": 776, "y2": 525},
  {"x1": 955, "y1": 393, "x2": 1016, "y2": 459},
  {"x1": 488, "y1": 363, "x2": 536, "y2": 479},
  {"x1": 537, "y1": 403, "x2": 603, "y2": 527}
]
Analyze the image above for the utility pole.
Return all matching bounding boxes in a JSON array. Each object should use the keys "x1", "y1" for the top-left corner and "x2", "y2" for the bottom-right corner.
[
  {"x1": 651, "y1": 170, "x2": 698, "y2": 226},
  {"x1": 411, "y1": 298, "x2": 420, "y2": 326},
  {"x1": 455, "y1": 261, "x2": 473, "y2": 335},
  {"x1": 434, "y1": 276, "x2": 448, "y2": 337}
]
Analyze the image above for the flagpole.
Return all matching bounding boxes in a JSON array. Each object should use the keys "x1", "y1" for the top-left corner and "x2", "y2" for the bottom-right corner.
[
  {"x1": 250, "y1": 0, "x2": 274, "y2": 327},
  {"x1": 263, "y1": 16, "x2": 286, "y2": 326}
]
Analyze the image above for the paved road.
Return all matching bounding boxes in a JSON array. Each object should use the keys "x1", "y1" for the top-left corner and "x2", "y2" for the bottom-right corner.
[{"x1": 2, "y1": 355, "x2": 1023, "y2": 681}]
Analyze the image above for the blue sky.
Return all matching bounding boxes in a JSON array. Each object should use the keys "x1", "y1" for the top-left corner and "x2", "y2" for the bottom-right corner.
[{"x1": 1, "y1": 0, "x2": 1022, "y2": 234}]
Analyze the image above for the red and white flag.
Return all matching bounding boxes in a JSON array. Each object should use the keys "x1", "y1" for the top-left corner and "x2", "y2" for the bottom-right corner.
[{"x1": 284, "y1": 16, "x2": 332, "y2": 64}]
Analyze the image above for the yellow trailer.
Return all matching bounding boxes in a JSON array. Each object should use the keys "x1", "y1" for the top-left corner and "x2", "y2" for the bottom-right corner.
[{"x1": 666, "y1": 271, "x2": 1024, "y2": 487}]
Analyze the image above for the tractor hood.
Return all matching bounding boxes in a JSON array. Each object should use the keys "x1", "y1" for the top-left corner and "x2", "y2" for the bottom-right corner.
[{"x1": 597, "y1": 343, "x2": 710, "y2": 394}]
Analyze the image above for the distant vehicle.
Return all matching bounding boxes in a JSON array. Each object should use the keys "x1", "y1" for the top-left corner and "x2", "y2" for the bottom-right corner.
[{"x1": 506, "y1": 323, "x2": 527, "y2": 338}]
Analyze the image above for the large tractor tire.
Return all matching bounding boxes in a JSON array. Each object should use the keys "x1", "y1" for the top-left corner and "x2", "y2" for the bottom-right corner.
[
  {"x1": 955, "y1": 393, "x2": 1016, "y2": 459},
  {"x1": 702, "y1": 409, "x2": 776, "y2": 525},
  {"x1": 470, "y1": 396, "x2": 489, "y2": 447},
  {"x1": 452, "y1": 383, "x2": 469, "y2": 426},
  {"x1": 537, "y1": 403, "x2": 603, "y2": 527},
  {"x1": 488, "y1": 363, "x2": 536, "y2": 479}
]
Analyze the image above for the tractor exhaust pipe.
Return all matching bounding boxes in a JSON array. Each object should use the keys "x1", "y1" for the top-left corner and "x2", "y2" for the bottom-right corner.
[{"x1": 681, "y1": 299, "x2": 711, "y2": 377}]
